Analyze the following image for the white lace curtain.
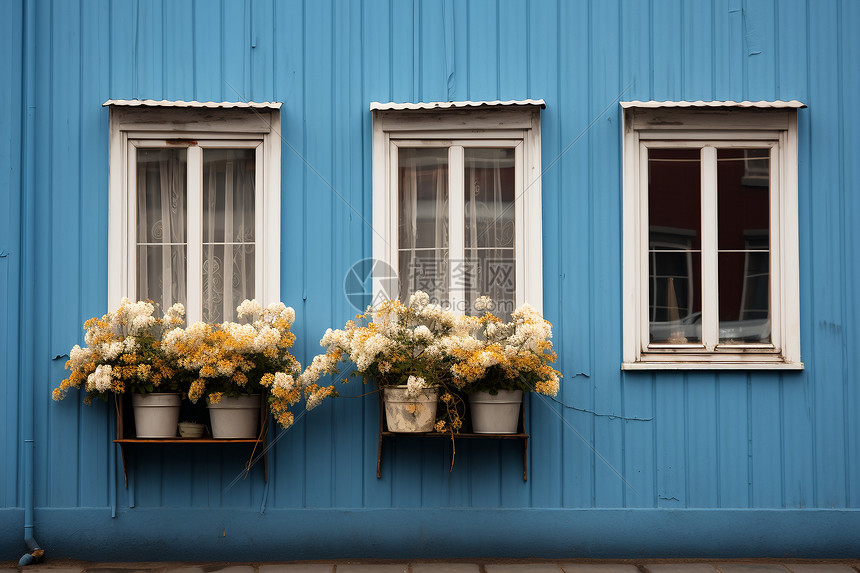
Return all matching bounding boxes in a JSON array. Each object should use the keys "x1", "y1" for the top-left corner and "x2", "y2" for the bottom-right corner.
[
  {"x1": 398, "y1": 148, "x2": 449, "y2": 306},
  {"x1": 465, "y1": 149, "x2": 515, "y2": 319},
  {"x1": 136, "y1": 147, "x2": 255, "y2": 323},
  {"x1": 137, "y1": 149, "x2": 187, "y2": 313},
  {"x1": 202, "y1": 149, "x2": 255, "y2": 323},
  {"x1": 398, "y1": 147, "x2": 514, "y2": 318}
]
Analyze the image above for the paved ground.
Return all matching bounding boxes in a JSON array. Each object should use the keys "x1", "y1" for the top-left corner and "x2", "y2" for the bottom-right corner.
[{"x1": 3, "y1": 561, "x2": 860, "y2": 573}]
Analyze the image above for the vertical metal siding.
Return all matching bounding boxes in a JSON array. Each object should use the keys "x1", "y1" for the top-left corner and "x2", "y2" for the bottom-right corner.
[
  {"x1": 3, "y1": 0, "x2": 859, "y2": 556},
  {"x1": 1, "y1": 0, "x2": 24, "y2": 512}
]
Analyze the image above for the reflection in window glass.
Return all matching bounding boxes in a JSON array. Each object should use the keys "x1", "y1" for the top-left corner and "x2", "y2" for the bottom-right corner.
[
  {"x1": 717, "y1": 148, "x2": 771, "y2": 343},
  {"x1": 648, "y1": 148, "x2": 702, "y2": 343}
]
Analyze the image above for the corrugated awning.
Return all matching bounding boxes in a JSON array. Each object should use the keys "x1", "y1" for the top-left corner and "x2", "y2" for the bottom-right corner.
[
  {"x1": 370, "y1": 99, "x2": 546, "y2": 111},
  {"x1": 103, "y1": 99, "x2": 282, "y2": 109},
  {"x1": 620, "y1": 100, "x2": 806, "y2": 109}
]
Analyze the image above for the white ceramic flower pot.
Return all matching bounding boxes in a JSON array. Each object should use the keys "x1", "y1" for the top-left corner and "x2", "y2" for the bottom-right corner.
[
  {"x1": 132, "y1": 393, "x2": 181, "y2": 438},
  {"x1": 469, "y1": 389, "x2": 523, "y2": 434},
  {"x1": 383, "y1": 385, "x2": 439, "y2": 433},
  {"x1": 207, "y1": 394, "x2": 261, "y2": 439}
]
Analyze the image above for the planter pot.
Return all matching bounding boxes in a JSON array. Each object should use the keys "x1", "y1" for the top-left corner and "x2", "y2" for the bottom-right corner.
[
  {"x1": 207, "y1": 394, "x2": 261, "y2": 439},
  {"x1": 178, "y1": 422, "x2": 205, "y2": 438},
  {"x1": 132, "y1": 393, "x2": 181, "y2": 438},
  {"x1": 383, "y1": 385, "x2": 439, "y2": 433},
  {"x1": 469, "y1": 389, "x2": 523, "y2": 434}
]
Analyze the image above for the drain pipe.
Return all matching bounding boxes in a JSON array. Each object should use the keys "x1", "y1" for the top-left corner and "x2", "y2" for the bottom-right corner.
[{"x1": 19, "y1": 0, "x2": 43, "y2": 564}]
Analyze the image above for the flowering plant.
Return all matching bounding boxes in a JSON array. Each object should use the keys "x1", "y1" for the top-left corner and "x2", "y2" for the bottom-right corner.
[
  {"x1": 160, "y1": 300, "x2": 336, "y2": 430},
  {"x1": 299, "y1": 291, "x2": 459, "y2": 389},
  {"x1": 53, "y1": 298, "x2": 186, "y2": 404},
  {"x1": 298, "y1": 291, "x2": 561, "y2": 436},
  {"x1": 447, "y1": 296, "x2": 561, "y2": 396},
  {"x1": 298, "y1": 291, "x2": 467, "y2": 432}
]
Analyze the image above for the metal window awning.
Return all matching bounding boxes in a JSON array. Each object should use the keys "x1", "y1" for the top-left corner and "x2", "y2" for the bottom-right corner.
[
  {"x1": 370, "y1": 99, "x2": 546, "y2": 111},
  {"x1": 620, "y1": 100, "x2": 806, "y2": 109},
  {"x1": 103, "y1": 99, "x2": 281, "y2": 109}
]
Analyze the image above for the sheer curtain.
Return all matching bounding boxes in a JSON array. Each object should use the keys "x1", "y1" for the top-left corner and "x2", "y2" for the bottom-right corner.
[
  {"x1": 136, "y1": 148, "x2": 187, "y2": 312},
  {"x1": 465, "y1": 148, "x2": 515, "y2": 319},
  {"x1": 202, "y1": 148, "x2": 256, "y2": 323},
  {"x1": 397, "y1": 147, "x2": 515, "y2": 316},
  {"x1": 136, "y1": 147, "x2": 255, "y2": 323},
  {"x1": 398, "y1": 148, "x2": 449, "y2": 307}
]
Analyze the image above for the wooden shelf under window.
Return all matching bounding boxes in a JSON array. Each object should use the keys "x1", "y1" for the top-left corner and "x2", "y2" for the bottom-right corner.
[
  {"x1": 114, "y1": 438, "x2": 262, "y2": 444},
  {"x1": 112, "y1": 395, "x2": 269, "y2": 486},
  {"x1": 376, "y1": 392, "x2": 529, "y2": 481}
]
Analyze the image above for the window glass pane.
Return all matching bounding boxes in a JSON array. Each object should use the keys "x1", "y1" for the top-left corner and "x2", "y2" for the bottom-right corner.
[
  {"x1": 648, "y1": 148, "x2": 702, "y2": 344},
  {"x1": 462, "y1": 249, "x2": 515, "y2": 320},
  {"x1": 464, "y1": 148, "x2": 515, "y2": 318},
  {"x1": 717, "y1": 148, "x2": 771, "y2": 344},
  {"x1": 649, "y1": 251, "x2": 702, "y2": 343},
  {"x1": 137, "y1": 246, "x2": 187, "y2": 309},
  {"x1": 718, "y1": 252, "x2": 771, "y2": 343},
  {"x1": 203, "y1": 149, "x2": 256, "y2": 322},
  {"x1": 398, "y1": 249, "x2": 449, "y2": 306},
  {"x1": 203, "y1": 244, "x2": 255, "y2": 324},
  {"x1": 136, "y1": 148, "x2": 187, "y2": 310},
  {"x1": 203, "y1": 148, "x2": 256, "y2": 243},
  {"x1": 398, "y1": 148, "x2": 449, "y2": 305},
  {"x1": 717, "y1": 148, "x2": 770, "y2": 251}
]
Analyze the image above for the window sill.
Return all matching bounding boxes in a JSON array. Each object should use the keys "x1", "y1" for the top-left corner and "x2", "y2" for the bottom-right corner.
[{"x1": 622, "y1": 360, "x2": 804, "y2": 371}]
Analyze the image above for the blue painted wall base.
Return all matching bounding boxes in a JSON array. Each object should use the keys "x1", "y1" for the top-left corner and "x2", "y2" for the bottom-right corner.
[{"x1": 2, "y1": 508, "x2": 859, "y2": 561}]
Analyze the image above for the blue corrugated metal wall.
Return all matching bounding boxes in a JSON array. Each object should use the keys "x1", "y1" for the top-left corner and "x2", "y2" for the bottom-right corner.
[{"x1": 2, "y1": 0, "x2": 859, "y2": 560}]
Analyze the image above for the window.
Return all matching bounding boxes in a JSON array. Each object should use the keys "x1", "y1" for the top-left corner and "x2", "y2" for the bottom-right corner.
[
  {"x1": 371, "y1": 100, "x2": 544, "y2": 317},
  {"x1": 621, "y1": 101, "x2": 804, "y2": 369},
  {"x1": 106, "y1": 100, "x2": 281, "y2": 323}
]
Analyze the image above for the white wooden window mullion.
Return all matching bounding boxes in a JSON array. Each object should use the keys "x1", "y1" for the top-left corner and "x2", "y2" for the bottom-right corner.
[
  {"x1": 449, "y1": 145, "x2": 465, "y2": 315},
  {"x1": 186, "y1": 145, "x2": 203, "y2": 325},
  {"x1": 700, "y1": 145, "x2": 719, "y2": 350}
]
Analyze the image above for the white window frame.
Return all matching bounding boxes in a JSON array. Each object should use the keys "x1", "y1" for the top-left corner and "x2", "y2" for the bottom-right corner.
[
  {"x1": 621, "y1": 102, "x2": 803, "y2": 370},
  {"x1": 106, "y1": 101, "x2": 281, "y2": 322},
  {"x1": 370, "y1": 101, "x2": 544, "y2": 313}
]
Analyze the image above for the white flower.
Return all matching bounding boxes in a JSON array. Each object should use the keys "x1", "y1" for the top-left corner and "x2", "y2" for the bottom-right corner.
[
  {"x1": 405, "y1": 375, "x2": 427, "y2": 398},
  {"x1": 86, "y1": 364, "x2": 113, "y2": 393},
  {"x1": 101, "y1": 341, "x2": 123, "y2": 361},
  {"x1": 273, "y1": 372, "x2": 297, "y2": 393},
  {"x1": 409, "y1": 291, "x2": 430, "y2": 309},
  {"x1": 253, "y1": 326, "x2": 281, "y2": 352},
  {"x1": 298, "y1": 353, "x2": 339, "y2": 386},
  {"x1": 236, "y1": 299, "x2": 262, "y2": 319},
  {"x1": 264, "y1": 301, "x2": 287, "y2": 318},
  {"x1": 478, "y1": 350, "x2": 499, "y2": 368},
  {"x1": 473, "y1": 295, "x2": 494, "y2": 311},
  {"x1": 305, "y1": 391, "x2": 324, "y2": 411},
  {"x1": 413, "y1": 325, "x2": 432, "y2": 343},
  {"x1": 320, "y1": 328, "x2": 346, "y2": 349},
  {"x1": 123, "y1": 337, "x2": 138, "y2": 353},
  {"x1": 67, "y1": 345, "x2": 92, "y2": 370},
  {"x1": 281, "y1": 306, "x2": 296, "y2": 327},
  {"x1": 165, "y1": 303, "x2": 185, "y2": 324},
  {"x1": 131, "y1": 313, "x2": 156, "y2": 334}
]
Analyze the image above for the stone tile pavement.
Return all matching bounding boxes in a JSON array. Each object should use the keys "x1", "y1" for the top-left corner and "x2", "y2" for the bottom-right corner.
[{"x1": 3, "y1": 561, "x2": 859, "y2": 573}]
